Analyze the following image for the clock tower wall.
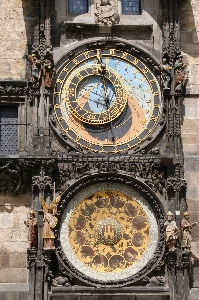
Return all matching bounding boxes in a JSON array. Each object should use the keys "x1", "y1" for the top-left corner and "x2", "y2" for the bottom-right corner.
[{"x1": 1, "y1": 1, "x2": 199, "y2": 300}]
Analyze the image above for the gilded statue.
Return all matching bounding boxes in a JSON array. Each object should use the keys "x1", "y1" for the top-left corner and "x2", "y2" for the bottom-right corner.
[{"x1": 41, "y1": 196, "x2": 61, "y2": 250}]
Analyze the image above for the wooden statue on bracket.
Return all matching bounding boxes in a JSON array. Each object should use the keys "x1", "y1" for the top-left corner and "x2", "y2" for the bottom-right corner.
[
  {"x1": 181, "y1": 211, "x2": 197, "y2": 252},
  {"x1": 164, "y1": 211, "x2": 179, "y2": 251},
  {"x1": 24, "y1": 210, "x2": 38, "y2": 249},
  {"x1": 41, "y1": 196, "x2": 61, "y2": 250},
  {"x1": 28, "y1": 51, "x2": 41, "y2": 88}
]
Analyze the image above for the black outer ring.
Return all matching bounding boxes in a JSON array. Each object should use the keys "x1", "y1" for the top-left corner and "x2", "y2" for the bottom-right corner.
[{"x1": 54, "y1": 173, "x2": 165, "y2": 287}]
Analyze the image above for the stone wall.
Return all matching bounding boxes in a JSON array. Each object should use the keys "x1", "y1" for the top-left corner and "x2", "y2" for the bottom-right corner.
[
  {"x1": 0, "y1": 0, "x2": 35, "y2": 81},
  {"x1": 180, "y1": 0, "x2": 199, "y2": 94},
  {"x1": 180, "y1": 0, "x2": 199, "y2": 298},
  {"x1": 0, "y1": 193, "x2": 31, "y2": 299}
]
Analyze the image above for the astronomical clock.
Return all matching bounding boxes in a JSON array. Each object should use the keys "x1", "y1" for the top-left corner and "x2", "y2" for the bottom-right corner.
[
  {"x1": 50, "y1": 41, "x2": 166, "y2": 289},
  {"x1": 23, "y1": 1, "x2": 188, "y2": 299},
  {"x1": 53, "y1": 42, "x2": 162, "y2": 154}
]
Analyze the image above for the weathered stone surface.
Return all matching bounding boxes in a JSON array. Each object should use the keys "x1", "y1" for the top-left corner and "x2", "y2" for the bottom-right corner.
[
  {"x1": 184, "y1": 157, "x2": 199, "y2": 172},
  {"x1": 182, "y1": 119, "x2": 199, "y2": 134},
  {"x1": 0, "y1": 194, "x2": 31, "y2": 207},
  {"x1": 190, "y1": 275, "x2": 199, "y2": 288},
  {"x1": 0, "y1": 0, "x2": 35, "y2": 80},
  {"x1": 187, "y1": 199, "x2": 199, "y2": 210},
  {"x1": 190, "y1": 242, "x2": 199, "y2": 258},
  {"x1": 183, "y1": 144, "x2": 199, "y2": 155},
  {"x1": 182, "y1": 134, "x2": 199, "y2": 144},
  {"x1": 184, "y1": 171, "x2": 199, "y2": 187},
  {"x1": 0, "y1": 268, "x2": 28, "y2": 283},
  {"x1": 10, "y1": 253, "x2": 27, "y2": 268},
  {"x1": 182, "y1": 98, "x2": 199, "y2": 120},
  {"x1": 0, "y1": 254, "x2": 10, "y2": 270},
  {"x1": 0, "y1": 291, "x2": 29, "y2": 300},
  {"x1": 189, "y1": 288, "x2": 199, "y2": 300},
  {"x1": 11, "y1": 230, "x2": 28, "y2": 242},
  {"x1": 0, "y1": 213, "x2": 13, "y2": 229},
  {"x1": 0, "y1": 283, "x2": 29, "y2": 291},
  {"x1": 0, "y1": 229, "x2": 12, "y2": 242},
  {"x1": 186, "y1": 189, "x2": 199, "y2": 201},
  {"x1": 181, "y1": 31, "x2": 192, "y2": 44},
  {"x1": 0, "y1": 242, "x2": 28, "y2": 253}
]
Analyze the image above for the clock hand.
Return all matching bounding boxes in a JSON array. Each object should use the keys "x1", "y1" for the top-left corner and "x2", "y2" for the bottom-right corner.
[
  {"x1": 100, "y1": 66, "x2": 115, "y2": 142},
  {"x1": 98, "y1": 61, "x2": 110, "y2": 109},
  {"x1": 97, "y1": 53, "x2": 115, "y2": 141}
]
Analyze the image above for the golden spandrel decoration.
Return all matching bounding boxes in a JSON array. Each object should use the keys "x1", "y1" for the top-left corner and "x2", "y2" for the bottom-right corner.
[{"x1": 68, "y1": 190, "x2": 150, "y2": 273}]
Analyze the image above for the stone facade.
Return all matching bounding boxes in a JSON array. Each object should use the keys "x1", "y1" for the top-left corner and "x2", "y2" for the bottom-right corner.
[
  {"x1": 180, "y1": 1, "x2": 199, "y2": 297},
  {"x1": 0, "y1": 0, "x2": 199, "y2": 300},
  {"x1": 0, "y1": 0, "x2": 35, "y2": 81}
]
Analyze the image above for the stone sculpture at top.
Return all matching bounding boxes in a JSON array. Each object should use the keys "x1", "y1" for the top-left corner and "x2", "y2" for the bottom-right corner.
[{"x1": 95, "y1": 0, "x2": 118, "y2": 25}]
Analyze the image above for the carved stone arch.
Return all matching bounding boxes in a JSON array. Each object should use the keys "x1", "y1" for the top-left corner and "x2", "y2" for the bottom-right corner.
[
  {"x1": 54, "y1": 173, "x2": 166, "y2": 287},
  {"x1": 54, "y1": 38, "x2": 161, "y2": 73}
]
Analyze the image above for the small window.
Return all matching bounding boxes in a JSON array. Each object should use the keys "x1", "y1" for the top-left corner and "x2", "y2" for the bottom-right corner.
[
  {"x1": 0, "y1": 106, "x2": 18, "y2": 155},
  {"x1": 122, "y1": 0, "x2": 141, "y2": 15},
  {"x1": 68, "y1": 0, "x2": 88, "y2": 14}
]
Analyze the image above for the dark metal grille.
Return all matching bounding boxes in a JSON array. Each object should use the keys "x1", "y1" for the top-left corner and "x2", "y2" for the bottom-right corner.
[{"x1": 0, "y1": 106, "x2": 18, "y2": 155}]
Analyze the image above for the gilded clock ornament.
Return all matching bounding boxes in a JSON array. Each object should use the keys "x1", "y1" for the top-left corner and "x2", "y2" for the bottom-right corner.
[
  {"x1": 54, "y1": 46, "x2": 162, "y2": 153},
  {"x1": 95, "y1": 218, "x2": 122, "y2": 245}
]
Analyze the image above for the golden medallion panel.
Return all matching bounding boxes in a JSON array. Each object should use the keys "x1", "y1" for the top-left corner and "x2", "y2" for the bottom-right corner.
[
  {"x1": 68, "y1": 191, "x2": 150, "y2": 273},
  {"x1": 60, "y1": 183, "x2": 158, "y2": 282}
]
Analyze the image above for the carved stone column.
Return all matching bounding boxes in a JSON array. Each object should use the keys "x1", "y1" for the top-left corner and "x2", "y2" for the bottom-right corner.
[
  {"x1": 167, "y1": 251, "x2": 177, "y2": 300},
  {"x1": 27, "y1": 249, "x2": 37, "y2": 300},
  {"x1": 177, "y1": 252, "x2": 191, "y2": 300},
  {"x1": 31, "y1": 170, "x2": 54, "y2": 300},
  {"x1": 29, "y1": 0, "x2": 54, "y2": 155}
]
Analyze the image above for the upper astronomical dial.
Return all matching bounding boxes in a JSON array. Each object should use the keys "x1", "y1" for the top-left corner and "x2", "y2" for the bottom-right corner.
[
  {"x1": 62, "y1": 62, "x2": 127, "y2": 124},
  {"x1": 54, "y1": 47, "x2": 162, "y2": 153}
]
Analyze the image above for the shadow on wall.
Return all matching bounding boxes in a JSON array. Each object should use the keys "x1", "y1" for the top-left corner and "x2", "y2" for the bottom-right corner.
[
  {"x1": 179, "y1": 0, "x2": 199, "y2": 59},
  {"x1": 21, "y1": 0, "x2": 58, "y2": 57},
  {"x1": 190, "y1": 253, "x2": 199, "y2": 288}
]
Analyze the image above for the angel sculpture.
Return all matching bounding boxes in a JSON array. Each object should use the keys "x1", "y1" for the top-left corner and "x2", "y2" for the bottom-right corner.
[{"x1": 41, "y1": 196, "x2": 61, "y2": 250}]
